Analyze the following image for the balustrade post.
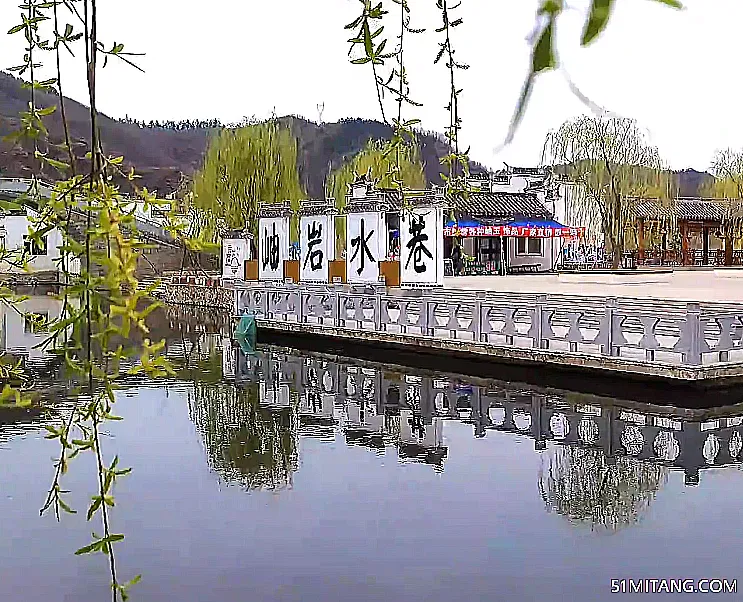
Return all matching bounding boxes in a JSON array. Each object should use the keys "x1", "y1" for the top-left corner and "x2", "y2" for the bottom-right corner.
[
  {"x1": 299, "y1": 289, "x2": 306, "y2": 323},
  {"x1": 534, "y1": 294, "x2": 546, "y2": 349},
  {"x1": 334, "y1": 292, "x2": 341, "y2": 327},
  {"x1": 602, "y1": 298, "x2": 618, "y2": 356},
  {"x1": 426, "y1": 300, "x2": 434, "y2": 337},
  {"x1": 374, "y1": 293, "x2": 383, "y2": 331},
  {"x1": 262, "y1": 288, "x2": 270, "y2": 319},
  {"x1": 684, "y1": 302, "x2": 703, "y2": 365},
  {"x1": 474, "y1": 292, "x2": 485, "y2": 342}
]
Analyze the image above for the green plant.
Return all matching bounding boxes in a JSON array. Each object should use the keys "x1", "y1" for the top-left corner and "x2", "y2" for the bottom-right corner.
[
  {"x1": 192, "y1": 119, "x2": 306, "y2": 242},
  {"x1": 5, "y1": 1, "x2": 190, "y2": 599},
  {"x1": 505, "y1": 0, "x2": 683, "y2": 146},
  {"x1": 344, "y1": 0, "x2": 425, "y2": 209}
]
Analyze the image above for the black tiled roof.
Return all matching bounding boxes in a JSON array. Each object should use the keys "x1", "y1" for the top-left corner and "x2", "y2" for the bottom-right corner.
[
  {"x1": 448, "y1": 191, "x2": 552, "y2": 219},
  {"x1": 361, "y1": 188, "x2": 551, "y2": 220},
  {"x1": 635, "y1": 198, "x2": 724, "y2": 221}
]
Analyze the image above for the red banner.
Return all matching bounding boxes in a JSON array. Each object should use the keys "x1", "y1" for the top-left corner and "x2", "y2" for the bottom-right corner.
[{"x1": 443, "y1": 225, "x2": 586, "y2": 239}]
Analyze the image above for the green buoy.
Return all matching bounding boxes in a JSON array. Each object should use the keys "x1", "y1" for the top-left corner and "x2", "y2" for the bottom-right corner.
[{"x1": 234, "y1": 312, "x2": 257, "y2": 355}]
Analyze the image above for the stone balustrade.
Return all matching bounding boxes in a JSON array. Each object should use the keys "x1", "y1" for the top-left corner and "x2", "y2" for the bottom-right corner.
[{"x1": 234, "y1": 282, "x2": 743, "y2": 369}]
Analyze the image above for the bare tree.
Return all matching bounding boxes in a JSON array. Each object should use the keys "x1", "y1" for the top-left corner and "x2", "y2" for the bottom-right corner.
[
  {"x1": 544, "y1": 115, "x2": 674, "y2": 268},
  {"x1": 708, "y1": 149, "x2": 743, "y2": 265}
]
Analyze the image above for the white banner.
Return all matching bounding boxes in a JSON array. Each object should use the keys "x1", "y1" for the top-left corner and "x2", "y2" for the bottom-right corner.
[
  {"x1": 221, "y1": 238, "x2": 247, "y2": 280},
  {"x1": 400, "y1": 206, "x2": 443, "y2": 287},
  {"x1": 300, "y1": 214, "x2": 334, "y2": 283},
  {"x1": 346, "y1": 212, "x2": 384, "y2": 283},
  {"x1": 258, "y1": 217, "x2": 289, "y2": 281}
]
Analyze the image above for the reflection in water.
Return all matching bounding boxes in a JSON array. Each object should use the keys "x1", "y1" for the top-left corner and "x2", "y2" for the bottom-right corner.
[
  {"x1": 188, "y1": 380, "x2": 299, "y2": 491},
  {"x1": 538, "y1": 446, "x2": 667, "y2": 532},
  {"x1": 4, "y1": 302, "x2": 743, "y2": 530}
]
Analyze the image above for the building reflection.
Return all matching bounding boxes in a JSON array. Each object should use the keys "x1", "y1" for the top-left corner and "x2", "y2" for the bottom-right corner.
[
  {"x1": 0, "y1": 294, "x2": 69, "y2": 367},
  {"x1": 228, "y1": 345, "x2": 743, "y2": 489}
]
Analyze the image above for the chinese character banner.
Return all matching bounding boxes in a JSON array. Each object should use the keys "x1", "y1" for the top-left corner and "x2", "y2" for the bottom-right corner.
[
  {"x1": 346, "y1": 212, "x2": 383, "y2": 283},
  {"x1": 443, "y1": 225, "x2": 586, "y2": 238},
  {"x1": 258, "y1": 217, "x2": 289, "y2": 280},
  {"x1": 300, "y1": 214, "x2": 334, "y2": 283},
  {"x1": 221, "y1": 238, "x2": 248, "y2": 280},
  {"x1": 401, "y1": 206, "x2": 443, "y2": 287}
]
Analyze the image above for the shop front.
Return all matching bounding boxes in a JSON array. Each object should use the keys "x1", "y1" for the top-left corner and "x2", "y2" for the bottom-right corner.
[{"x1": 444, "y1": 219, "x2": 585, "y2": 275}]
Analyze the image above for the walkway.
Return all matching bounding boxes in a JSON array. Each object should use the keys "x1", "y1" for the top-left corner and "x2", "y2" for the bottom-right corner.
[{"x1": 445, "y1": 270, "x2": 743, "y2": 302}]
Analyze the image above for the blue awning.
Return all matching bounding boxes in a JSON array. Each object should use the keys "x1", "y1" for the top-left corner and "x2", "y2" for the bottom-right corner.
[
  {"x1": 507, "y1": 218, "x2": 568, "y2": 229},
  {"x1": 445, "y1": 218, "x2": 481, "y2": 228}
]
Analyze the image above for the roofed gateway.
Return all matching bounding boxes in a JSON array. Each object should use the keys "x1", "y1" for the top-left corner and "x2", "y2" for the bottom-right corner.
[{"x1": 630, "y1": 197, "x2": 743, "y2": 266}]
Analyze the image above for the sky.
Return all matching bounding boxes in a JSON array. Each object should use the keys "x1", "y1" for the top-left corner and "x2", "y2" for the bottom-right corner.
[{"x1": 0, "y1": 0, "x2": 740, "y2": 172}]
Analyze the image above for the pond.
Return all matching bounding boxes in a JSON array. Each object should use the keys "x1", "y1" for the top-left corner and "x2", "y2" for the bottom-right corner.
[{"x1": 1, "y1": 300, "x2": 742, "y2": 601}]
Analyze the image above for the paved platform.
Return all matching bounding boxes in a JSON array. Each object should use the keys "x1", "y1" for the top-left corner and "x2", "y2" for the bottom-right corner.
[{"x1": 445, "y1": 270, "x2": 743, "y2": 302}]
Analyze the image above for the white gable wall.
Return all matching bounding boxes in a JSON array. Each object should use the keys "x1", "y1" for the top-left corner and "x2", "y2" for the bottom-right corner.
[{"x1": 0, "y1": 212, "x2": 63, "y2": 273}]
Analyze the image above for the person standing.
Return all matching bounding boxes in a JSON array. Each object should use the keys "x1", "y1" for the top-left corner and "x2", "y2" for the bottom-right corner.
[{"x1": 451, "y1": 243, "x2": 462, "y2": 276}]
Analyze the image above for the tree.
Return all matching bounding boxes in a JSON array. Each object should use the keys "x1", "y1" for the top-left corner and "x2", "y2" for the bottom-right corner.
[
  {"x1": 329, "y1": 139, "x2": 426, "y2": 210},
  {"x1": 544, "y1": 115, "x2": 674, "y2": 268},
  {"x1": 192, "y1": 121, "x2": 306, "y2": 241},
  {"x1": 538, "y1": 445, "x2": 668, "y2": 532},
  {"x1": 707, "y1": 149, "x2": 743, "y2": 265},
  {"x1": 328, "y1": 139, "x2": 426, "y2": 255}
]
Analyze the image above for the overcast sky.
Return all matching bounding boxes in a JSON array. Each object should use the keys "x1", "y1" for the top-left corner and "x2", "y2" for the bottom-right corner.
[{"x1": 0, "y1": 0, "x2": 739, "y2": 171}]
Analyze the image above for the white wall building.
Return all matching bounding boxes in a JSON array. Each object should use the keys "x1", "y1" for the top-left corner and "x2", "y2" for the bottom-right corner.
[{"x1": 0, "y1": 208, "x2": 66, "y2": 274}]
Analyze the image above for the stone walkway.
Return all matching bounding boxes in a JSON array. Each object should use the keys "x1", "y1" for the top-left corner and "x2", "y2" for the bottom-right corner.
[{"x1": 445, "y1": 269, "x2": 743, "y2": 302}]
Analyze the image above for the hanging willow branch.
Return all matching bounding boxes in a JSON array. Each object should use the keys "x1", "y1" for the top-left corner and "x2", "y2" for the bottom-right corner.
[
  {"x1": 501, "y1": 0, "x2": 683, "y2": 149},
  {"x1": 6, "y1": 1, "x2": 187, "y2": 600},
  {"x1": 434, "y1": 0, "x2": 470, "y2": 200}
]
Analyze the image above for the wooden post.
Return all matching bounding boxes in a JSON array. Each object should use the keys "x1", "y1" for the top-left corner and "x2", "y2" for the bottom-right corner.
[
  {"x1": 681, "y1": 221, "x2": 689, "y2": 266},
  {"x1": 637, "y1": 219, "x2": 645, "y2": 263},
  {"x1": 725, "y1": 233, "x2": 734, "y2": 266},
  {"x1": 703, "y1": 225, "x2": 710, "y2": 265}
]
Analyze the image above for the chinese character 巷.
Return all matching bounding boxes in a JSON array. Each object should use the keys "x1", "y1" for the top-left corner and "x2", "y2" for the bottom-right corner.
[{"x1": 405, "y1": 214, "x2": 433, "y2": 274}]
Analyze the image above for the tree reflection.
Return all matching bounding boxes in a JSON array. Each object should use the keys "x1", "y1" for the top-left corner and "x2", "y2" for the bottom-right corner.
[
  {"x1": 189, "y1": 381, "x2": 299, "y2": 491},
  {"x1": 538, "y1": 445, "x2": 668, "y2": 532}
]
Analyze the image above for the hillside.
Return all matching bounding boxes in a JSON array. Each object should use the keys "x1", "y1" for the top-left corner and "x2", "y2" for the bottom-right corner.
[{"x1": 0, "y1": 71, "x2": 489, "y2": 198}]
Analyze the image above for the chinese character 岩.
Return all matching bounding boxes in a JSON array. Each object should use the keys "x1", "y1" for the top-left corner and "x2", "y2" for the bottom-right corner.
[{"x1": 304, "y1": 221, "x2": 323, "y2": 271}]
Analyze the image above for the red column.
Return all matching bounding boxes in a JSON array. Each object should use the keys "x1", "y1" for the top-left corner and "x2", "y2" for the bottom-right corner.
[{"x1": 681, "y1": 221, "x2": 689, "y2": 266}]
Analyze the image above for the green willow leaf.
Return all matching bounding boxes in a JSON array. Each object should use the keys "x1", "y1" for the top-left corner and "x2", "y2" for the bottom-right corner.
[
  {"x1": 582, "y1": 0, "x2": 615, "y2": 46},
  {"x1": 533, "y1": 18, "x2": 556, "y2": 73}
]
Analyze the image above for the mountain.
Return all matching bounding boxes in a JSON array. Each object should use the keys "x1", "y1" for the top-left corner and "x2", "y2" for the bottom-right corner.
[
  {"x1": 0, "y1": 71, "x2": 489, "y2": 198},
  {"x1": 673, "y1": 168, "x2": 715, "y2": 198}
]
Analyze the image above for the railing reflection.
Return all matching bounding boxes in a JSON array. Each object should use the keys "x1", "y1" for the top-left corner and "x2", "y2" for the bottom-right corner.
[{"x1": 231, "y1": 346, "x2": 743, "y2": 486}]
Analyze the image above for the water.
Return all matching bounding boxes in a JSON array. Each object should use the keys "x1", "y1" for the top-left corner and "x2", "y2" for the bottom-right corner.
[{"x1": 1, "y1": 300, "x2": 743, "y2": 601}]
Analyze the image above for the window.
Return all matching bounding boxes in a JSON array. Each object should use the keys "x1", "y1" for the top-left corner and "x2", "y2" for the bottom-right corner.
[
  {"x1": 23, "y1": 234, "x2": 47, "y2": 256},
  {"x1": 516, "y1": 237, "x2": 543, "y2": 256}
]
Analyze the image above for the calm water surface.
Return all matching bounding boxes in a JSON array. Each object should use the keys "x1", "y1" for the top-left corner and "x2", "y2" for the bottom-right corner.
[{"x1": 1, "y1": 302, "x2": 743, "y2": 601}]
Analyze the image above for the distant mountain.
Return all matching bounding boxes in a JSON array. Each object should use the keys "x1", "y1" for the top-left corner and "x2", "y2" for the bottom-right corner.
[
  {"x1": 0, "y1": 71, "x2": 489, "y2": 198},
  {"x1": 673, "y1": 168, "x2": 715, "y2": 198}
]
